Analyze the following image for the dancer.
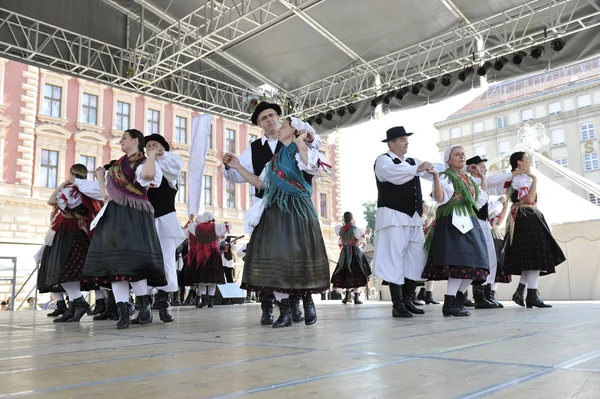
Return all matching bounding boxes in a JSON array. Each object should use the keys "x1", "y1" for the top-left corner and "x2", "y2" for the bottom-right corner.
[
  {"x1": 331, "y1": 212, "x2": 371, "y2": 305},
  {"x1": 223, "y1": 117, "x2": 330, "y2": 328},
  {"x1": 82, "y1": 128, "x2": 166, "y2": 329},
  {"x1": 503, "y1": 151, "x2": 566, "y2": 308},
  {"x1": 421, "y1": 145, "x2": 490, "y2": 317}
]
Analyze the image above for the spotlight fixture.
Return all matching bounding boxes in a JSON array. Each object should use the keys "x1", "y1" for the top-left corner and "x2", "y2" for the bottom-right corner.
[
  {"x1": 395, "y1": 90, "x2": 404, "y2": 100},
  {"x1": 336, "y1": 107, "x2": 346, "y2": 118},
  {"x1": 401, "y1": 86, "x2": 411, "y2": 94},
  {"x1": 512, "y1": 51, "x2": 527, "y2": 65},
  {"x1": 493, "y1": 57, "x2": 509, "y2": 71},
  {"x1": 458, "y1": 66, "x2": 474, "y2": 82},
  {"x1": 441, "y1": 74, "x2": 452, "y2": 87},
  {"x1": 411, "y1": 82, "x2": 423, "y2": 95},
  {"x1": 306, "y1": 117, "x2": 315, "y2": 126},
  {"x1": 551, "y1": 38, "x2": 565, "y2": 52},
  {"x1": 325, "y1": 110, "x2": 334, "y2": 121},
  {"x1": 370, "y1": 95, "x2": 384, "y2": 108},
  {"x1": 530, "y1": 45, "x2": 545, "y2": 59},
  {"x1": 426, "y1": 78, "x2": 437, "y2": 91},
  {"x1": 315, "y1": 114, "x2": 323, "y2": 125},
  {"x1": 347, "y1": 104, "x2": 356, "y2": 114},
  {"x1": 477, "y1": 61, "x2": 493, "y2": 76}
]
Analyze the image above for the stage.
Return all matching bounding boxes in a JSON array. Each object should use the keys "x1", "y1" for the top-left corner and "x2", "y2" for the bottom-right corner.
[{"x1": 1, "y1": 301, "x2": 599, "y2": 398}]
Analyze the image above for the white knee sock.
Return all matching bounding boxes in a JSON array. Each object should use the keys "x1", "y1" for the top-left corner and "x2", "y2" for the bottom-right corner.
[
  {"x1": 207, "y1": 284, "x2": 217, "y2": 296},
  {"x1": 519, "y1": 274, "x2": 527, "y2": 286},
  {"x1": 274, "y1": 291, "x2": 289, "y2": 301},
  {"x1": 197, "y1": 284, "x2": 207, "y2": 295},
  {"x1": 425, "y1": 280, "x2": 434, "y2": 291},
  {"x1": 61, "y1": 281, "x2": 83, "y2": 300},
  {"x1": 112, "y1": 281, "x2": 130, "y2": 303},
  {"x1": 94, "y1": 289, "x2": 105, "y2": 300},
  {"x1": 491, "y1": 283, "x2": 499, "y2": 291},
  {"x1": 130, "y1": 279, "x2": 149, "y2": 297},
  {"x1": 526, "y1": 270, "x2": 540, "y2": 289},
  {"x1": 446, "y1": 278, "x2": 462, "y2": 296},
  {"x1": 459, "y1": 279, "x2": 473, "y2": 293},
  {"x1": 54, "y1": 292, "x2": 64, "y2": 301}
]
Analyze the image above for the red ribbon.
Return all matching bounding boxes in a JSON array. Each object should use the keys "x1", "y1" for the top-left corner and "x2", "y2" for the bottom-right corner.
[
  {"x1": 317, "y1": 159, "x2": 332, "y2": 170},
  {"x1": 503, "y1": 180, "x2": 512, "y2": 189}
]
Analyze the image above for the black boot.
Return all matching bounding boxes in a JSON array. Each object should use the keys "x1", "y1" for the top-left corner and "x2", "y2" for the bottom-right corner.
[
  {"x1": 513, "y1": 283, "x2": 526, "y2": 307},
  {"x1": 131, "y1": 295, "x2": 153, "y2": 325},
  {"x1": 526, "y1": 289, "x2": 552, "y2": 308},
  {"x1": 303, "y1": 294, "x2": 317, "y2": 325},
  {"x1": 197, "y1": 294, "x2": 207, "y2": 308},
  {"x1": 207, "y1": 295, "x2": 214, "y2": 308},
  {"x1": 402, "y1": 280, "x2": 424, "y2": 314},
  {"x1": 156, "y1": 291, "x2": 174, "y2": 322},
  {"x1": 442, "y1": 295, "x2": 470, "y2": 317},
  {"x1": 53, "y1": 301, "x2": 76, "y2": 323},
  {"x1": 115, "y1": 302, "x2": 130, "y2": 329},
  {"x1": 260, "y1": 300, "x2": 274, "y2": 325},
  {"x1": 473, "y1": 285, "x2": 497, "y2": 309},
  {"x1": 67, "y1": 296, "x2": 90, "y2": 322},
  {"x1": 47, "y1": 300, "x2": 67, "y2": 317},
  {"x1": 412, "y1": 291, "x2": 424, "y2": 306},
  {"x1": 484, "y1": 285, "x2": 504, "y2": 308},
  {"x1": 88, "y1": 298, "x2": 106, "y2": 316},
  {"x1": 290, "y1": 295, "x2": 304, "y2": 323},
  {"x1": 416, "y1": 287, "x2": 426, "y2": 302},
  {"x1": 389, "y1": 283, "x2": 412, "y2": 318},
  {"x1": 184, "y1": 289, "x2": 195, "y2": 306},
  {"x1": 425, "y1": 291, "x2": 439, "y2": 305},
  {"x1": 455, "y1": 291, "x2": 471, "y2": 316},
  {"x1": 94, "y1": 291, "x2": 119, "y2": 320},
  {"x1": 130, "y1": 296, "x2": 142, "y2": 324},
  {"x1": 272, "y1": 298, "x2": 292, "y2": 328},
  {"x1": 462, "y1": 289, "x2": 474, "y2": 307},
  {"x1": 354, "y1": 292, "x2": 363, "y2": 305},
  {"x1": 341, "y1": 289, "x2": 351, "y2": 304}
]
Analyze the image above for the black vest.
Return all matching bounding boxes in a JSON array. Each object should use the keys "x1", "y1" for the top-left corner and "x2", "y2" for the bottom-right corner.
[
  {"x1": 476, "y1": 202, "x2": 489, "y2": 221},
  {"x1": 374, "y1": 154, "x2": 423, "y2": 217},
  {"x1": 250, "y1": 139, "x2": 314, "y2": 198},
  {"x1": 148, "y1": 176, "x2": 177, "y2": 218}
]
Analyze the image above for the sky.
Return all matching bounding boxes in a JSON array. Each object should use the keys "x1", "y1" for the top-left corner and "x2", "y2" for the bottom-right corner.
[{"x1": 338, "y1": 88, "x2": 487, "y2": 226}]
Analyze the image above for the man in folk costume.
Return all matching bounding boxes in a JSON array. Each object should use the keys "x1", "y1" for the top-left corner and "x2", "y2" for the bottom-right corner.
[
  {"x1": 143, "y1": 134, "x2": 186, "y2": 322},
  {"x1": 372, "y1": 126, "x2": 436, "y2": 318},
  {"x1": 222, "y1": 101, "x2": 322, "y2": 325}
]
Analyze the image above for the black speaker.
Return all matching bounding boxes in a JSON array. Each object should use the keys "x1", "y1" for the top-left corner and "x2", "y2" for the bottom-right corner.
[{"x1": 213, "y1": 283, "x2": 246, "y2": 305}]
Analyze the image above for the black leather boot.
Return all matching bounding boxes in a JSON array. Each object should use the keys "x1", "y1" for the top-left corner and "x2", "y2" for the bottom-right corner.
[
  {"x1": 272, "y1": 298, "x2": 292, "y2": 328},
  {"x1": 260, "y1": 300, "x2": 274, "y2": 325},
  {"x1": 88, "y1": 298, "x2": 106, "y2": 316},
  {"x1": 389, "y1": 283, "x2": 412, "y2": 318},
  {"x1": 207, "y1": 295, "x2": 214, "y2": 308},
  {"x1": 442, "y1": 295, "x2": 470, "y2": 317},
  {"x1": 47, "y1": 299, "x2": 67, "y2": 317},
  {"x1": 513, "y1": 283, "x2": 526, "y2": 307},
  {"x1": 354, "y1": 292, "x2": 363, "y2": 305},
  {"x1": 156, "y1": 291, "x2": 174, "y2": 322},
  {"x1": 198, "y1": 294, "x2": 207, "y2": 308},
  {"x1": 416, "y1": 287, "x2": 426, "y2": 302},
  {"x1": 151, "y1": 294, "x2": 159, "y2": 310},
  {"x1": 303, "y1": 294, "x2": 317, "y2": 326},
  {"x1": 115, "y1": 302, "x2": 130, "y2": 329},
  {"x1": 484, "y1": 285, "x2": 504, "y2": 308},
  {"x1": 526, "y1": 289, "x2": 552, "y2": 308},
  {"x1": 402, "y1": 280, "x2": 424, "y2": 314},
  {"x1": 130, "y1": 296, "x2": 142, "y2": 324},
  {"x1": 67, "y1": 296, "x2": 90, "y2": 322},
  {"x1": 131, "y1": 295, "x2": 153, "y2": 325},
  {"x1": 462, "y1": 289, "x2": 474, "y2": 307},
  {"x1": 455, "y1": 291, "x2": 471, "y2": 315},
  {"x1": 54, "y1": 301, "x2": 76, "y2": 322},
  {"x1": 473, "y1": 285, "x2": 497, "y2": 309},
  {"x1": 412, "y1": 291, "x2": 424, "y2": 306},
  {"x1": 184, "y1": 289, "x2": 195, "y2": 306},
  {"x1": 425, "y1": 291, "x2": 439, "y2": 305},
  {"x1": 94, "y1": 290, "x2": 119, "y2": 320},
  {"x1": 290, "y1": 295, "x2": 304, "y2": 322},
  {"x1": 341, "y1": 289, "x2": 351, "y2": 304}
]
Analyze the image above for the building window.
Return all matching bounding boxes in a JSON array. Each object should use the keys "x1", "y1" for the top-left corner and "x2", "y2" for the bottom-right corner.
[
  {"x1": 225, "y1": 128, "x2": 236, "y2": 153},
  {"x1": 498, "y1": 140, "x2": 511, "y2": 155},
  {"x1": 581, "y1": 123, "x2": 596, "y2": 140},
  {"x1": 40, "y1": 149, "x2": 59, "y2": 188},
  {"x1": 450, "y1": 127, "x2": 461, "y2": 138},
  {"x1": 79, "y1": 155, "x2": 96, "y2": 180},
  {"x1": 43, "y1": 84, "x2": 62, "y2": 118},
  {"x1": 590, "y1": 193, "x2": 600, "y2": 206},
  {"x1": 551, "y1": 129, "x2": 566, "y2": 146},
  {"x1": 147, "y1": 109, "x2": 160, "y2": 135},
  {"x1": 203, "y1": 175, "x2": 212, "y2": 206},
  {"x1": 548, "y1": 102, "x2": 561, "y2": 116},
  {"x1": 584, "y1": 153, "x2": 599, "y2": 171},
  {"x1": 116, "y1": 101, "x2": 130, "y2": 131},
  {"x1": 472, "y1": 121, "x2": 484, "y2": 134},
  {"x1": 176, "y1": 172, "x2": 186, "y2": 203},
  {"x1": 174, "y1": 116, "x2": 187, "y2": 144},
  {"x1": 226, "y1": 180, "x2": 236, "y2": 208},
  {"x1": 497, "y1": 116, "x2": 508, "y2": 128},
  {"x1": 554, "y1": 158, "x2": 568, "y2": 177},
  {"x1": 319, "y1": 193, "x2": 327, "y2": 218},
  {"x1": 577, "y1": 94, "x2": 592, "y2": 109},
  {"x1": 474, "y1": 145, "x2": 487, "y2": 160},
  {"x1": 81, "y1": 93, "x2": 99, "y2": 125},
  {"x1": 521, "y1": 109, "x2": 534, "y2": 122},
  {"x1": 248, "y1": 134, "x2": 258, "y2": 146}
]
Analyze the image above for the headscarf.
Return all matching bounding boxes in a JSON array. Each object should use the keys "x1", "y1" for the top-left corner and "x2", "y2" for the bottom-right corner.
[
  {"x1": 289, "y1": 116, "x2": 316, "y2": 135},
  {"x1": 443, "y1": 145, "x2": 463, "y2": 167}
]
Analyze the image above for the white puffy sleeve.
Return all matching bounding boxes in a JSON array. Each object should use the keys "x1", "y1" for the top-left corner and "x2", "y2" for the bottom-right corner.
[
  {"x1": 488, "y1": 199, "x2": 504, "y2": 219},
  {"x1": 433, "y1": 176, "x2": 455, "y2": 206},
  {"x1": 353, "y1": 226, "x2": 366, "y2": 240},
  {"x1": 215, "y1": 223, "x2": 228, "y2": 237},
  {"x1": 157, "y1": 152, "x2": 184, "y2": 189},
  {"x1": 222, "y1": 145, "x2": 254, "y2": 183},
  {"x1": 475, "y1": 189, "x2": 489, "y2": 209},
  {"x1": 237, "y1": 244, "x2": 247, "y2": 258},
  {"x1": 56, "y1": 186, "x2": 83, "y2": 210},
  {"x1": 375, "y1": 155, "x2": 419, "y2": 185},
  {"x1": 135, "y1": 161, "x2": 163, "y2": 188},
  {"x1": 73, "y1": 178, "x2": 104, "y2": 201},
  {"x1": 511, "y1": 175, "x2": 532, "y2": 201},
  {"x1": 296, "y1": 147, "x2": 324, "y2": 175}
]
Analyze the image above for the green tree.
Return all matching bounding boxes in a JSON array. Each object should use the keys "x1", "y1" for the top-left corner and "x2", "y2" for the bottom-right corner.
[{"x1": 362, "y1": 201, "x2": 376, "y2": 244}]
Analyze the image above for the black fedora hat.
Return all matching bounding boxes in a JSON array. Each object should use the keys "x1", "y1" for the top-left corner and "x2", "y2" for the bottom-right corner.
[
  {"x1": 382, "y1": 126, "x2": 413, "y2": 142},
  {"x1": 466, "y1": 155, "x2": 488, "y2": 165},
  {"x1": 144, "y1": 134, "x2": 170, "y2": 152},
  {"x1": 251, "y1": 101, "x2": 282, "y2": 125}
]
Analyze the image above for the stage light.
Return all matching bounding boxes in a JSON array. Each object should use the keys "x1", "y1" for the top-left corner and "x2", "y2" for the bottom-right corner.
[
  {"x1": 458, "y1": 66, "x2": 474, "y2": 82},
  {"x1": 411, "y1": 82, "x2": 423, "y2": 95},
  {"x1": 494, "y1": 57, "x2": 509, "y2": 71},
  {"x1": 512, "y1": 51, "x2": 527, "y2": 65},
  {"x1": 348, "y1": 104, "x2": 356, "y2": 114},
  {"x1": 395, "y1": 90, "x2": 404, "y2": 100},
  {"x1": 530, "y1": 45, "x2": 545, "y2": 59},
  {"x1": 441, "y1": 74, "x2": 452, "y2": 87},
  {"x1": 325, "y1": 110, "x2": 334, "y2": 121},
  {"x1": 551, "y1": 38, "x2": 565, "y2": 52},
  {"x1": 477, "y1": 61, "x2": 493, "y2": 76},
  {"x1": 426, "y1": 78, "x2": 437, "y2": 91},
  {"x1": 336, "y1": 107, "x2": 346, "y2": 118},
  {"x1": 401, "y1": 86, "x2": 411, "y2": 94},
  {"x1": 370, "y1": 95, "x2": 383, "y2": 108},
  {"x1": 315, "y1": 114, "x2": 323, "y2": 125}
]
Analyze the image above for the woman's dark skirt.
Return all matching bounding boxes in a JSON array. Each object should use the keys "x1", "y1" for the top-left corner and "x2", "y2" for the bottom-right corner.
[
  {"x1": 421, "y1": 215, "x2": 490, "y2": 282},
  {"x1": 493, "y1": 235, "x2": 512, "y2": 284},
  {"x1": 331, "y1": 246, "x2": 371, "y2": 289},
  {"x1": 37, "y1": 245, "x2": 63, "y2": 293},
  {"x1": 241, "y1": 201, "x2": 330, "y2": 296},
  {"x1": 82, "y1": 202, "x2": 166, "y2": 286},
  {"x1": 502, "y1": 208, "x2": 565, "y2": 276},
  {"x1": 185, "y1": 249, "x2": 226, "y2": 285}
]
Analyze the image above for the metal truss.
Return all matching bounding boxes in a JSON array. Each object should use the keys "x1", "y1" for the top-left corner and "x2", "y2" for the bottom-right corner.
[{"x1": 288, "y1": 0, "x2": 600, "y2": 117}]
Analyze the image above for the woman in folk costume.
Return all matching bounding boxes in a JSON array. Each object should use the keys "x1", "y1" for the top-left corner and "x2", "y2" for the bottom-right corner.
[
  {"x1": 82, "y1": 129, "x2": 165, "y2": 330},
  {"x1": 37, "y1": 164, "x2": 104, "y2": 322},
  {"x1": 502, "y1": 151, "x2": 565, "y2": 308},
  {"x1": 421, "y1": 145, "x2": 490, "y2": 317},
  {"x1": 331, "y1": 212, "x2": 371, "y2": 305},
  {"x1": 186, "y1": 212, "x2": 228, "y2": 308},
  {"x1": 223, "y1": 116, "x2": 330, "y2": 328}
]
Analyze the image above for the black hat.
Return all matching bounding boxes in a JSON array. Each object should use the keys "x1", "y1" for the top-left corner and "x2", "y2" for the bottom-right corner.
[
  {"x1": 382, "y1": 126, "x2": 413, "y2": 142},
  {"x1": 251, "y1": 101, "x2": 282, "y2": 125},
  {"x1": 144, "y1": 134, "x2": 170, "y2": 152},
  {"x1": 466, "y1": 155, "x2": 487, "y2": 165}
]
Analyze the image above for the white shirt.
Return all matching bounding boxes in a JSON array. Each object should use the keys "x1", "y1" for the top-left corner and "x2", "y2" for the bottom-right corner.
[{"x1": 152, "y1": 152, "x2": 186, "y2": 240}]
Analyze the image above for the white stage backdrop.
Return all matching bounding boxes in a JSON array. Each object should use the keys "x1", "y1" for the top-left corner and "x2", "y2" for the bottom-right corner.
[{"x1": 188, "y1": 114, "x2": 212, "y2": 217}]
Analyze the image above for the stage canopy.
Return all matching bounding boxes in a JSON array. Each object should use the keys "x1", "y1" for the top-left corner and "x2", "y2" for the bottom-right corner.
[{"x1": 1, "y1": 0, "x2": 599, "y2": 131}]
